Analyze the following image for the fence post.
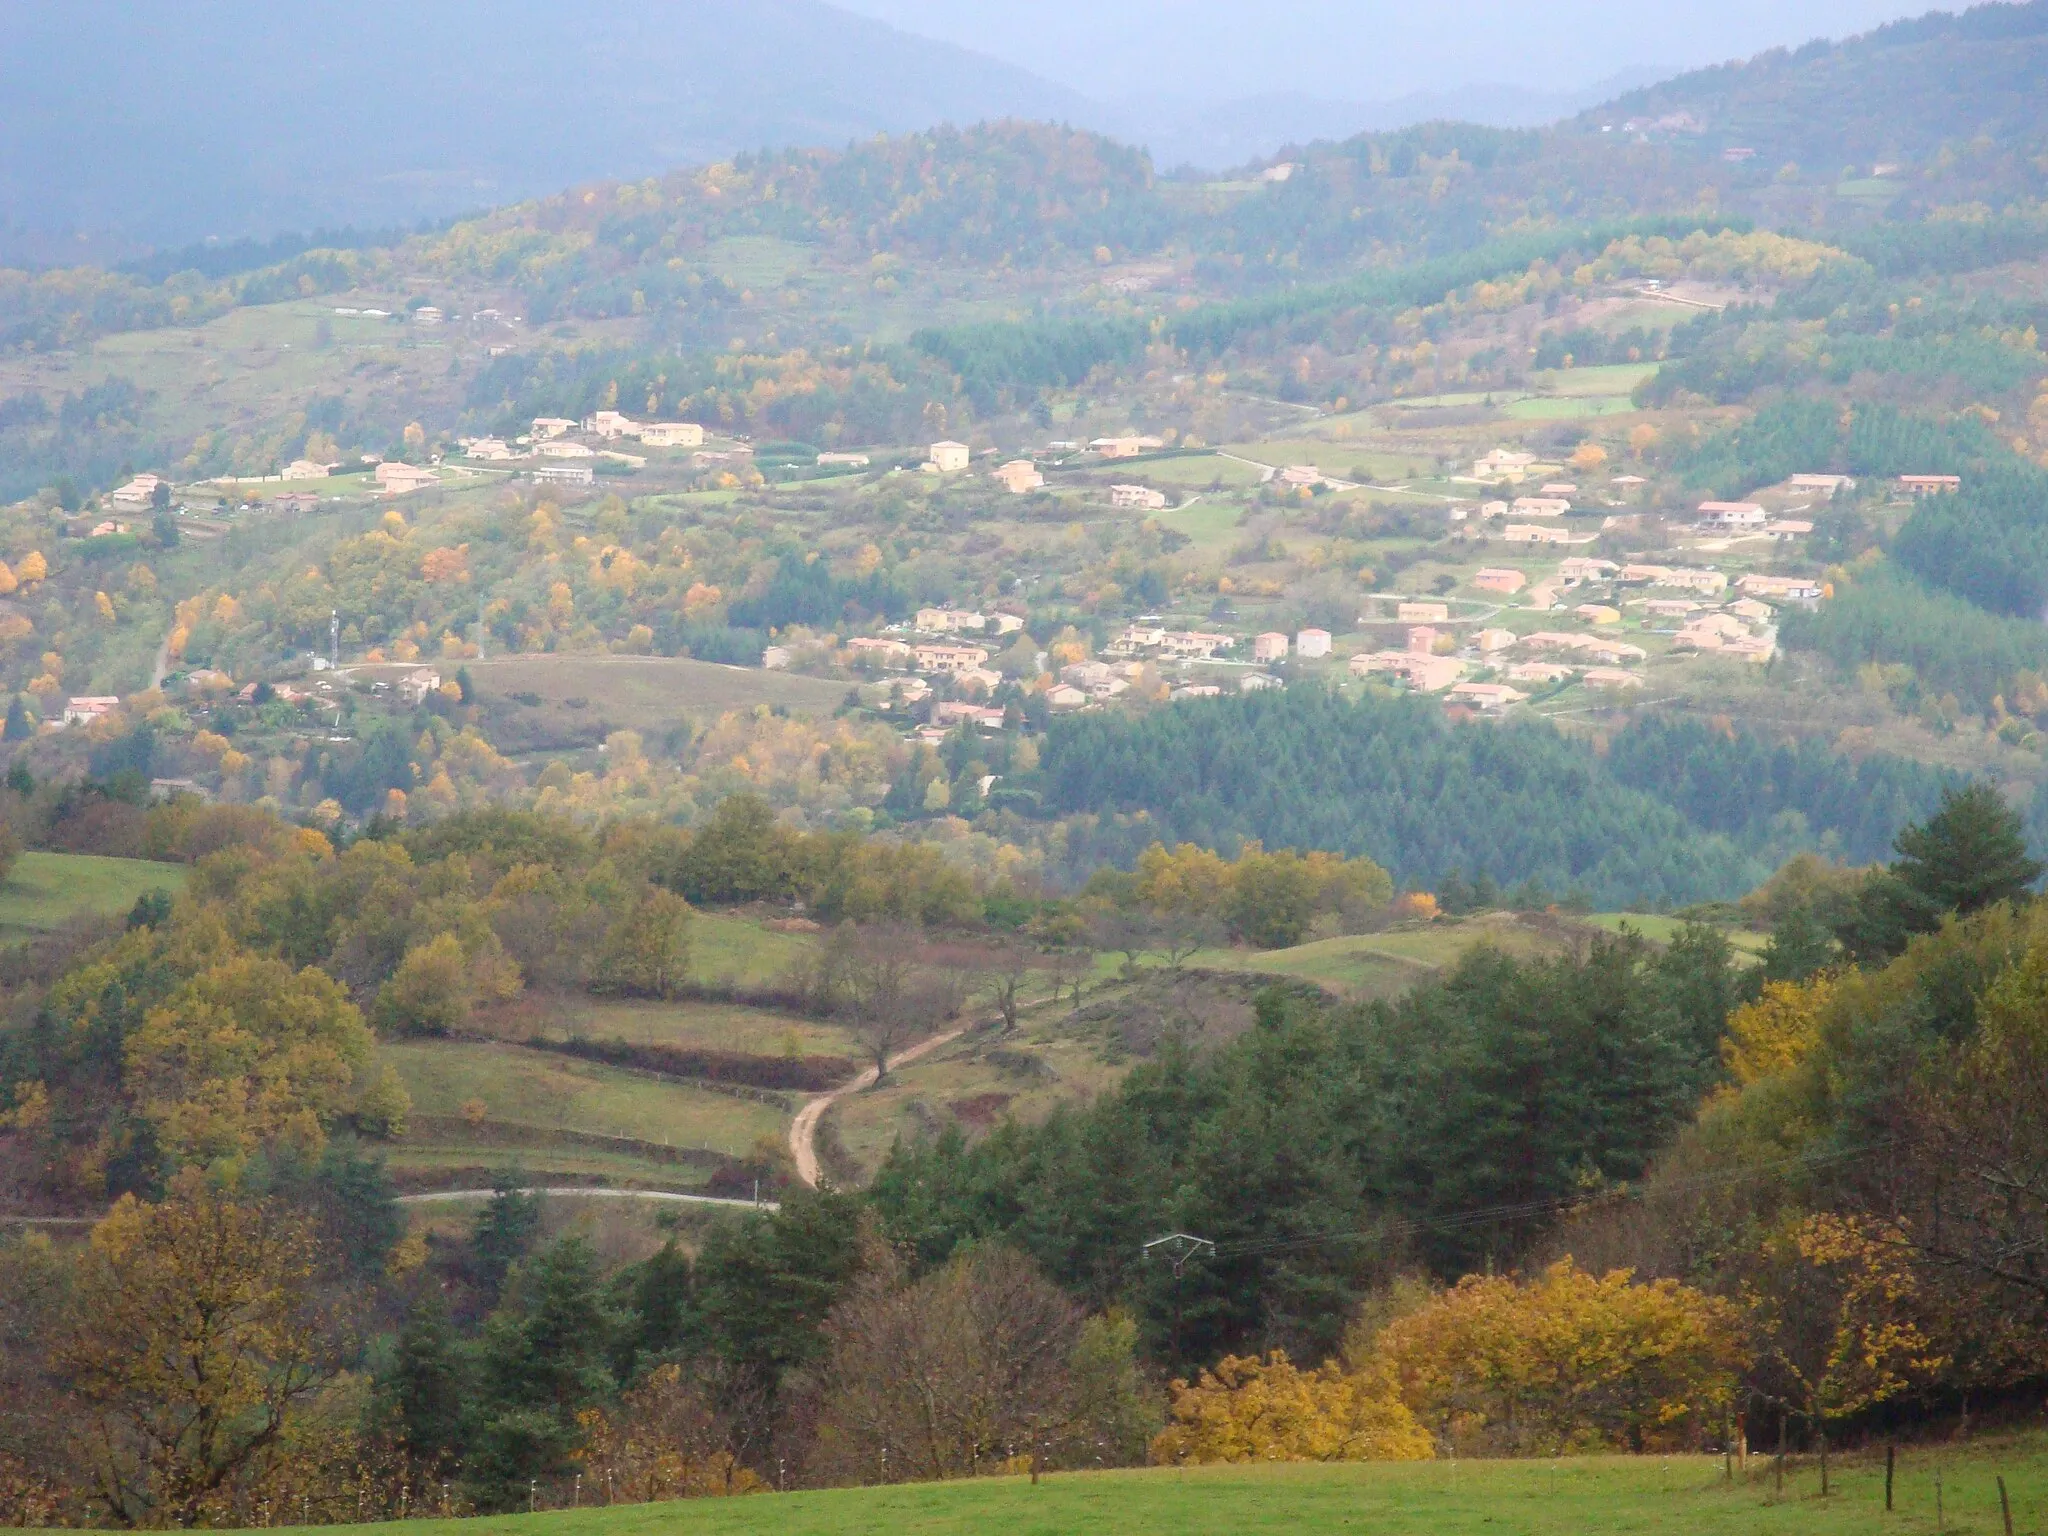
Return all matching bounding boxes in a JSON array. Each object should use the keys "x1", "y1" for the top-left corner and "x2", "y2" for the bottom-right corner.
[
  {"x1": 1886, "y1": 1444, "x2": 1895, "y2": 1512},
  {"x1": 1999, "y1": 1475, "x2": 2014, "y2": 1536}
]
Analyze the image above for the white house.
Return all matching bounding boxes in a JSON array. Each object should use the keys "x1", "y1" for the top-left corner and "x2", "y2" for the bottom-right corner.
[
  {"x1": 63, "y1": 695, "x2": 122, "y2": 726},
  {"x1": 1697, "y1": 501, "x2": 1768, "y2": 531},
  {"x1": 1111, "y1": 484, "x2": 1168, "y2": 510},
  {"x1": 531, "y1": 417, "x2": 577, "y2": 440},
  {"x1": 1295, "y1": 629, "x2": 1332, "y2": 659},
  {"x1": 927, "y1": 441, "x2": 972, "y2": 473}
]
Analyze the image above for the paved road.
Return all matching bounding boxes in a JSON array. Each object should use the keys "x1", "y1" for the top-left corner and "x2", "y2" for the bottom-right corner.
[
  {"x1": 398, "y1": 1187, "x2": 778, "y2": 1212},
  {"x1": 788, "y1": 1027, "x2": 967, "y2": 1187}
]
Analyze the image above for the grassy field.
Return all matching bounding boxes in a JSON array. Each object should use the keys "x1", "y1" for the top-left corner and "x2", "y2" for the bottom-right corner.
[
  {"x1": 1185, "y1": 913, "x2": 1584, "y2": 997},
  {"x1": 536, "y1": 997, "x2": 857, "y2": 1059},
  {"x1": 343, "y1": 1434, "x2": 2048, "y2": 1536},
  {"x1": 0, "y1": 851, "x2": 188, "y2": 938},
  {"x1": 463, "y1": 655, "x2": 849, "y2": 731},
  {"x1": 382, "y1": 1040, "x2": 789, "y2": 1160},
  {"x1": 1586, "y1": 913, "x2": 1770, "y2": 957},
  {"x1": 690, "y1": 912, "x2": 817, "y2": 988}
]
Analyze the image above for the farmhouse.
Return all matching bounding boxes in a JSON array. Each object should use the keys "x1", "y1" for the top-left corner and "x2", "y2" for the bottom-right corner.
[
  {"x1": 1278, "y1": 465, "x2": 1324, "y2": 489},
  {"x1": 1253, "y1": 632, "x2": 1290, "y2": 663},
  {"x1": 465, "y1": 439, "x2": 515, "y2": 461},
  {"x1": 1473, "y1": 568, "x2": 1528, "y2": 595},
  {"x1": 1511, "y1": 497, "x2": 1572, "y2": 518},
  {"x1": 531, "y1": 417, "x2": 576, "y2": 440},
  {"x1": 282, "y1": 459, "x2": 332, "y2": 480},
  {"x1": 1396, "y1": 601, "x2": 1450, "y2": 623},
  {"x1": 1295, "y1": 628, "x2": 1332, "y2": 659},
  {"x1": 927, "y1": 441, "x2": 972, "y2": 473},
  {"x1": 397, "y1": 669, "x2": 442, "y2": 706}
]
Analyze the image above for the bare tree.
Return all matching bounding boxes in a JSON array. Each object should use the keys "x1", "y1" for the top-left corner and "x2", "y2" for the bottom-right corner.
[
  {"x1": 822, "y1": 923, "x2": 954, "y2": 1084},
  {"x1": 809, "y1": 1247, "x2": 1095, "y2": 1484}
]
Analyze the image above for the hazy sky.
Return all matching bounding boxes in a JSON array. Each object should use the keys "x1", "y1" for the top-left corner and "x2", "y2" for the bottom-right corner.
[{"x1": 836, "y1": 0, "x2": 1940, "y2": 101}]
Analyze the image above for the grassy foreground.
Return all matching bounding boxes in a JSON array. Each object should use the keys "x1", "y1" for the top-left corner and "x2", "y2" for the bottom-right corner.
[{"x1": 325, "y1": 1436, "x2": 2047, "y2": 1536}]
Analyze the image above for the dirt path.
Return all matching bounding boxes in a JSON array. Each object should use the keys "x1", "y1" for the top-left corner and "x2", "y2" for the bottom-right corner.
[{"x1": 789, "y1": 1027, "x2": 967, "y2": 1188}]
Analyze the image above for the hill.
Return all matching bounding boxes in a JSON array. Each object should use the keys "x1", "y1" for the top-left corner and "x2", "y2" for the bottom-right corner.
[{"x1": 0, "y1": 0, "x2": 1088, "y2": 253}]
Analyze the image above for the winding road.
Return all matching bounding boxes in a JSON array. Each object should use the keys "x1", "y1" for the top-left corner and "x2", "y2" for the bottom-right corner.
[{"x1": 788, "y1": 1027, "x2": 967, "y2": 1187}]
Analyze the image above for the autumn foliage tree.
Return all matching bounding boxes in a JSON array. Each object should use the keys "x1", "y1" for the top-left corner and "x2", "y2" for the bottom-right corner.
[
  {"x1": 58, "y1": 1172, "x2": 342, "y2": 1527},
  {"x1": 1149, "y1": 1352, "x2": 1432, "y2": 1465},
  {"x1": 1371, "y1": 1262, "x2": 1748, "y2": 1456}
]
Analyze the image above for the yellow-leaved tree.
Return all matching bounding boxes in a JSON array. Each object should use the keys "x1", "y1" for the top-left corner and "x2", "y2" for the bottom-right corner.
[
  {"x1": 1372, "y1": 1261, "x2": 1748, "y2": 1455},
  {"x1": 124, "y1": 952, "x2": 372, "y2": 1170},
  {"x1": 1722, "y1": 975, "x2": 1834, "y2": 1087},
  {"x1": 1149, "y1": 1352, "x2": 1433, "y2": 1465},
  {"x1": 58, "y1": 1171, "x2": 340, "y2": 1527}
]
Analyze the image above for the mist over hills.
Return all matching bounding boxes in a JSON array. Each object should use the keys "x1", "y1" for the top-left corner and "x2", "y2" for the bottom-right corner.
[{"x1": 0, "y1": 0, "x2": 1090, "y2": 254}]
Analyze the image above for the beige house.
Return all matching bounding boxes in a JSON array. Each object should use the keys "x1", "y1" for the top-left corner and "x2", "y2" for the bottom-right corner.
[
  {"x1": 1396, "y1": 601, "x2": 1450, "y2": 623},
  {"x1": 913, "y1": 643, "x2": 990, "y2": 674},
  {"x1": 1473, "y1": 448, "x2": 1538, "y2": 482},
  {"x1": 530, "y1": 464, "x2": 594, "y2": 487},
  {"x1": 1475, "y1": 627, "x2": 1517, "y2": 653},
  {"x1": 1573, "y1": 604, "x2": 1622, "y2": 625},
  {"x1": 1558, "y1": 558, "x2": 1618, "y2": 581},
  {"x1": 1511, "y1": 496, "x2": 1571, "y2": 518},
  {"x1": 1736, "y1": 575, "x2": 1824, "y2": 603},
  {"x1": 1508, "y1": 662, "x2": 1574, "y2": 684},
  {"x1": 992, "y1": 460, "x2": 1045, "y2": 494},
  {"x1": 584, "y1": 411, "x2": 640, "y2": 439},
  {"x1": 847, "y1": 637, "x2": 913, "y2": 668},
  {"x1": 1473, "y1": 568, "x2": 1527, "y2": 595},
  {"x1": 1295, "y1": 628, "x2": 1332, "y2": 659},
  {"x1": 1899, "y1": 474, "x2": 1961, "y2": 496},
  {"x1": 282, "y1": 459, "x2": 332, "y2": 480},
  {"x1": 916, "y1": 607, "x2": 987, "y2": 633},
  {"x1": 1449, "y1": 682, "x2": 1527, "y2": 710},
  {"x1": 1503, "y1": 524, "x2": 1571, "y2": 545},
  {"x1": 374, "y1": 462, "x2": 440, "y2": 494},
  {"x1": 1253, "y1": 632, "x2": 1290, "y2": 663},
  {"x1": 536, "y1": 440, "x2": 596, "y2": 459},
  {"x1": 640, "y1": 423, "x2": 706, "y2": 448},
  {"x1": 531, "y1": 417, "x2": 577, "y2": 440},
  {"x1": 1349, "y1": 651, "x2": 1467, "y2": 692},
  {"x1": 110, "y1": 474, "x2": 162, "y2": 506},
  {"x1": 1047, "y1": 683, "x2": 1089, "y2": 710},
  {"x1": 1583, "y1": 667, "x2": 1645, "y2": 689},
  {"x1": 1278, "y1": 465, "x2": 1324, "y2": 489},
  {"x1": 465, "y1": 439, "x2": 516, "y2": 462},
  {"x1": 1406, "y1": 625, "x2": 1440, "y2": 654},
  {"x1": 1158, "y1": 631, "x2": 1235, "y2": 658},
  {"x1": 1091, "y1": 435, "x2": 1165, "y2": 459},
  {"x1": 1111, "y1": 484, "x2": 1168, "y2": 510},
  {"x1": 927, "y1": 441, "x2": 972, "y2": 473},
  {"x1": 1789, "y1": 473, "x2": 1855, "y2": 494},
  {"x1": 817, "y1": 451, "x2": 870, "y2": 467}
]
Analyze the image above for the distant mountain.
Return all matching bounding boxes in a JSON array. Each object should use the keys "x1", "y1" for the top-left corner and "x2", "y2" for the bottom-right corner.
[
  {"x1": 0, "y1": 0, "x2": 1089, "y2": 254},
  {"x1": 1113, "y1": 72, "x2": 1670, "y2": 173},
  {"x1": 1564, "y1": 1, "x2": 2048, "y2": 172}
]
